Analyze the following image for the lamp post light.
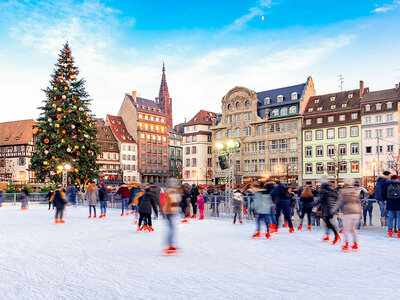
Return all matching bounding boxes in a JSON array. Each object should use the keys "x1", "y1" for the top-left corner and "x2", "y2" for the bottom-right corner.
[
  {"x1": 372, "y1": 158, "x2": 377, "y2": 190},
  {"x1": 58, "y1": 163, "x2": 72, "y2": 188}
]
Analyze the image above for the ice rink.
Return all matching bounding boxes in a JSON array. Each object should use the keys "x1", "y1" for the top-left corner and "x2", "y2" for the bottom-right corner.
[{"x1": 0, "y1": 205, "x2": 398, "y2": 300}]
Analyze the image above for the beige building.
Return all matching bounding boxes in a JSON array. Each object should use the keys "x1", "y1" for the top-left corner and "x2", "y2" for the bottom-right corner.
[{"x1": 212, "y1": 77, "x2": 315, "y2": 185}]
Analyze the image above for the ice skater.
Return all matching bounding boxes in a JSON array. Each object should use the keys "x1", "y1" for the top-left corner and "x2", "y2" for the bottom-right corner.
[
  {"x1": 98, "y1": 183, "x2": 108, "y2": 218},
  {"x1": 297, "y1": 186, "x2": 314, "y2": 231},
  {"x1": 251, "y1": 183, "x2": 274, "y2": 238},
  {"x1": 232, "y1": 191, "x2": 244, "y2": 224},
  {"x1": 46, "y1": 189, "x2": 54, "y2": 210},
  {"x1": 318, "y1": 179, "x2": 340, "y2": 244},
  {"x1": 85, "y1": 181, "x2": 99, "y2": 218},
  {"x1": 20, "y1": 187, "x2": 30, "y2": 210},
  {"x1": 332, "y1": 178, "x2": 362, "y2": 251},
  {"x1": 51, "y1": 185, "x2": 67, "y2": 223},
  {"x1": 271, "y1": 181, "x2": 294, "y2": 233},
  {"x1": 197, "y1": 190, "x2": 205, "y2": 220},
  {"x1": 137, "y1": 184, "x2": 158, "y2": 232}
]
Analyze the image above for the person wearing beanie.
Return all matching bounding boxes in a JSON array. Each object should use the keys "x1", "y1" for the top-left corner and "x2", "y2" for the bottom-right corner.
[{"x1": 375, "y1": 171, "x2": 392, "y2": 229}]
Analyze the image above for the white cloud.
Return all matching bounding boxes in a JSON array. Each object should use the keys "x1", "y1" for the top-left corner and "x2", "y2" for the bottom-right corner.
[{"x1": 372, "y1": 1, "x2": 400, "y2": 13}]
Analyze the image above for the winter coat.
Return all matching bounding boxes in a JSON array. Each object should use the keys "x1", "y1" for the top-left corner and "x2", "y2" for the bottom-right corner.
[
  {"x1": 45, "y1": 191, "x2": 54, "y2": 201},
  {"x1": 385, "y1": 180, "x2": 400, "y2": 211},
  {"x1": 150, "y1": 186, "x2": 161, "y2": 206},
  {"x1": 66, "y1": 186, "x2": 77, "y2": 201},
  {"x1": 232, "y1": 193, "x2": 244, "y2": 214},
  {"x1": 20, "y1": 192, "x2": 29, "y2": 206},
  {"x1": 253, "y1": 190, "x2": 274, "y2": 214},
  {"x1": 116, "y1": 186, "x2": 130, "y2": 200},
  {"x1": 375, "y1": 176, "x2": 390, "y2": 202},
  {"x1": 85, "y1": 186, "x2": 99, "y2": 206},
  {"x1": 196, "y1": 194, "x2": 205, "y2": 210},
  {"x1": 300, "y1": 196, "x2": 315, "y2": 209},
  {"x1": 180, "y1": 188, "x2": 189, "y2": 208},
  {"x1": 164, "y1": 188, "x2": 181, "y2": 214},
  {"x1": 189, "y1": 187, "x2": 200, "y2": 203},
  {"x1": 138, "y1": 188, "x2": 158, "y2": 215},
  {"x1": 318, "y1": 183, "x2": 338, "y2": 217},
  {"x1": 51, "y1": 189, "x2": 66, "y2": 210},
  {"x1": 98, "y1": 186, "x2": 109, "y2": 202},
  {"x1": 332, "y1": 186, "x2": 362, "y2": 215},
  {"x1": 271, "y1": 183, "x2": 291, "y2": 202}
]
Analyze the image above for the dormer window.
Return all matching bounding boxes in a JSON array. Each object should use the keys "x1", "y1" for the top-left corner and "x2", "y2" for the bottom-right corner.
[
  {"x1": 387, "y1": 102, "x2": 393, "y2": 109},
  {"x1": 308, "y1": 108, "x2": 314, "y2": 112},
  {"x1": 291, "y1": 92, "x2": 298, "y2": 100},
  {"x1": 16, "y1": 137, "x2": 19, "y2": 141},
  {"x1": 314, "y1": 99, "x2": 319, "y2": 103},
  {"x1": 115, "y1": 127, "x2": 119, "y2": 131},
  {"x1": 121, "y1": 135, "x2": 126, "y2": 140},
  {"x1": 117, "y1": 120, "x2": 121, "y2": 124},
  {"x1": 365, "y1": 104, "x2": 370, "y2": 111},
  {"x1": 331, "y1": 105, "x2": 336, "y2": 109},
  {"x1": 348, "y1": 93, "x2": 353, "y2": 98},
  {"x1": 376, "y1": 103, "x2": 382, "y2": 110},
  {"x1": 342, "y1": 103, "x2": 347, "y2": 108},
  {"x1": 111, "y1": 119, "x2": 115, "y2": 123},
  {"x1": 264, "y1": 97, "x2": 270, "y2": 105},
  {"x1": 330, "y1": 96, "x2": 335, "y2": 101},
  {"x1": 317, "y1": 107, "x2": 322, "y2": 111},
  {"x1": 5, "y1": 137, "x2": 8, "y2": 141},
  {"x1": 277, "y1": 95, "x2": 284, "y2": 103},
  {"x1": 121, "y1": 128, "x2": 125, "y2": 132}
]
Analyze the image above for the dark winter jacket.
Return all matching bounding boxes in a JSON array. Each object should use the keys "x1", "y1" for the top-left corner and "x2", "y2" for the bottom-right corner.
[
  {"x1": 189, "y1": 187, "x2": 200, "y2": 203},
  {"x1": 300, "y1": 196, "x2": 315, "y2": 209},
  {"x1": 52, "y1": 190, "x2": 66, "y2": 210},
  {"x1": 150, "y1": 186, "x2": 161, "y2": 206},
  {"x1": 66, "y1": 186, "x2": 77, "y2": 201},
  {"x1": 270, "y1": 183, "x2": 291, "y2": 202},
  {"x1": 99, "y1": 186, "x2": 109, "y2": 202},
  {"x1": 318, "y1": 183, "x2": 338, "y2": 217},
  {"x1": 138, "y1": 188, "x2": 158, "y2": 215},
  {"x1": 180, "y1": 188, "x2": 189, "y2": 208},
  {"x1": 385, "y1": 180, "x2": 400, "y2": 211},
  {"x1": 375, "y1": 176, "x2": 390, "y2": 202},
  {"x1": 254, "y1": 190, "x2": 274, "y2": 214},
  {"x1": 45, "y1": 191, "x2": 54, "y2": 201},
  {"x1": 116, "y1": 186, "x2": 130, "y2": 200}
]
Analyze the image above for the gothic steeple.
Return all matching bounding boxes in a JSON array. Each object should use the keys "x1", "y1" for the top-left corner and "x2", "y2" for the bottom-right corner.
[{"x1": 157, "y1": 63, "x2": 173, "y2": 128}]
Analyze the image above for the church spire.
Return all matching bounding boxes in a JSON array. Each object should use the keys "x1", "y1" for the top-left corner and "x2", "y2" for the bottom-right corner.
[{"x1": 157, "y1": 63, "x2": 173, "y2": 128}]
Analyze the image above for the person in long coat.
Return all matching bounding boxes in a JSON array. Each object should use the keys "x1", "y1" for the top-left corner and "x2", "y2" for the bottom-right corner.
[
  {"x1": 51, "y1": 185, "x2": 67, "y2": 223},
  {"x1": 85, "y1": 181, "x2": 99, "y2": 218}
]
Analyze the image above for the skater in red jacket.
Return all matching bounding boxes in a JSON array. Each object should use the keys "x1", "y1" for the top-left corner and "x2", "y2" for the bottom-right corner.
[{"x1": 197, "y1": 191, "x2": 205, "y2": 220}]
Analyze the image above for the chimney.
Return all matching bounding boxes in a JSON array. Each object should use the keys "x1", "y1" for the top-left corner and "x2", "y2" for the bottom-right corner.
[
  {"x1": 360, "y1": 80, "x2": 365, "y2": 96},
  {"x1": 132, "y1": 91, "x2": 137, "y2": 102}
]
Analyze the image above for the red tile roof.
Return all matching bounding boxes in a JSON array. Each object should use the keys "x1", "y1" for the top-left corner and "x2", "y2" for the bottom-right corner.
[
  {"x1": 185, "y1": 110, "x2": 218, "y2": 126},
  {"x1": 0, "y1": 119, "x2": 36, "y2": 145},
  {"x1": 106, "y1": 115, "x2": 136, "y2": 144}
]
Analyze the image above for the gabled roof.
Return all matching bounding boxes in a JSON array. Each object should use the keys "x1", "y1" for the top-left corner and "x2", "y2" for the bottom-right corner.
[
  {"x1": 257, "y1": 82, "x2": 307, "y2": 107},
  {"x1": 168, "y1": 128, "x2": 183, "y2": 140},
  {"x1": 106, "y1": 115, "x2": 135, "y2": 144},
  {"x1": 95, "y1": 124, "x2": 119, "y2": 153},
  {"x1": 185, "y1": 110, "x2": 218, "y2": 126},
  {"x1": 361, "y1": 88, "x2": 399, "y2": 103},
  {"x1": 125, "y1": 94, "x2": 165, "y2": 115},
  {"x1": 0, "y1": 119, "x2": 35, "y2": 146},
  {"x1": 304, "y1": 89, "x2": 361, "y2": 115}
]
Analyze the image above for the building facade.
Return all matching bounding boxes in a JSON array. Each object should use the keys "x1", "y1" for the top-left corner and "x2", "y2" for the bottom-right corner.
[
  {"x1": 302, "y1": 81, "x2": 366, "y2": 186},
  {"x1": 106, "y1": 115, "x2": 139, "y2": 183},
  {"x1": 360, "y1": 85, "x2": 400, "y2": 188},
  {"x1": 168, "y1": 128, "x2": 183, "y2": 179},
  {"x1": 182, "y1": 110, "x2": 217, "y2": 185},
  {"x1": 212, "y1": 77, "x2": 315, "y2": 185},
  {"x1": 95, "y1": 124, "x2": 122, "y2": 184},
  {"x1": 0, "y1": 119, "x2": 37, "y2": 186}
]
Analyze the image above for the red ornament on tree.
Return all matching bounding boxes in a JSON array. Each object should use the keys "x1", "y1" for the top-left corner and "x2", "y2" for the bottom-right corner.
[
  {"x1": 57, "y1": 114, "x2": 61, "y2": 119},
  {"x1": 44, "y1": 138, "x2": 49, "y2": 144}
]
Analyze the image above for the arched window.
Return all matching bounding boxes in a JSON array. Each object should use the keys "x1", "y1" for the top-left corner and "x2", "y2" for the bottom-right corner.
[
  {"x1": 227, "y1": 129, "x2": 232, "y2": 138},
  {"x1": 264, "y1": 97, "x2": 270, "y2": 105},
  {"x1": 235, "y1": 128, "x2": 241, "y2": 137},
  {"x1": 376, "y1": 103, "x2": 382, "y2": 110},
  {"x1": 236, "y1": 102, "x2": 240, "y2": 109},
  {"x1": 280, "y1": 107, "x2": 288, "y2": 115},
  {"x1": 272, "y1": 109, "x2": 279, "y2": 117},
  {"x1": 289, "y1": 106, "x2": 297, "y2": 114},
  {"x1": 291, "y1": 92, "x2": 298, "y2": 100},
  {"x1": 256, "y1": 125, "x2": 265, "y2": 135},
  {"x1": 245, "y1": 100, "x2": 250, "y2": 108},
  {"x1": 277, "y1": 95, "x2": 284, "y2": 102}
]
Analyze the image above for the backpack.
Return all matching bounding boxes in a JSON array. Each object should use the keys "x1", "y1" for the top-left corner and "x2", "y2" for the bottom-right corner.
[{"x1": 387, "y1": 182, "x2": 400, "y2": 201}]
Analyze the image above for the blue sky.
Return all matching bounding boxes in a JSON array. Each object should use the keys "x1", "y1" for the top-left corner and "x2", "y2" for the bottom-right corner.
[{"x1": 0, "y1": 0, "x2": 400, "y2": 124}]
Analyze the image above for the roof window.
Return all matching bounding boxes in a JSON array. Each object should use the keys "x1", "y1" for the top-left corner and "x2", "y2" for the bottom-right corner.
[
  {"x1": 317, "y1": 107, "x2": 322, "y2": 111},
  {"x1": 342, "y1": 103, "x2": 347, "y2": 108},
  {"x1": 291, "y1": 92, "x2": 298, "y2": 100},
  {"x1": 277, "y1": 95, "x2": 284, "y2": 103},
  {"x1": 308, "y1": 108, "x2": 313, "y2": 112},
  {"x1": 314, "y1": 99, "x2": 319, "y2": 103},
  {"x1": 330, "y1": 96, "x2": 335, "y2": 101},
  {"x1": 348, "y1": 93, "x2": 353, "y2": 98},
  {"x1": 331, "y1": 105, "x2": 336, "y2": 109}
]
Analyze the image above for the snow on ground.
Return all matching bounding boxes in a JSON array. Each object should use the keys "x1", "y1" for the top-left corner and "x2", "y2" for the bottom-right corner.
[{"x1": 0, "y1": 205, "x2": 399, "y2": 300}]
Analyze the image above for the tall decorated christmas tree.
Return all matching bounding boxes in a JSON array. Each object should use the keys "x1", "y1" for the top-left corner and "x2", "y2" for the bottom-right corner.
[{"x1": 30, "y1": 42, "x2": 100, "y2": 187}]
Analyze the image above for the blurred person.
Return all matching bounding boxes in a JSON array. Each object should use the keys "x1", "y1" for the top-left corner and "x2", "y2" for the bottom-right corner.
[
  {"x1": 66, "y1": 185, "x2": 77, "y2": 206},
  {"x1": 318, "y1": 179, "x2": 340, "y2": 244},
  {"x1": 131, "y1": 186, "x2": 144, "y2": 225},
  {"x1": 163, "y1": 179, "x2": 182, "y2": 255},
  {"x1": 160, "y1": 188, "x2": 166, "y2": 219},
  {"x1": 232, "y1": 191, "x2": 244, "y2": 224},
  {"x1": 297, "y1": 186, "x2": 314, "y2": 231},
  {"x1": 46, "y1": 189, "x2": 54, "y2": 210},
  {"x1": 0, "y1": 188, "x2": 3, "y2": 207},
  {"x1": 251, "y1": 183, "x2": 274, "y2": 238},
  {"x1": 150, "y1": 183, "x2": 161, "y2": 218},
  {"x1": 98, "y1": 183, "x2": 109, "y2": 218},
  {"x1": 138, "y1": 184, "x2": 158, "y2": 232},
  {"x1": 197, "y1": 189, "x2": 205, "y2": 220},
  {"x1": 386, "y1": 174, "x2": 400, "y2": 238},
  {"x1": 189, "y1": 184, "x2": 200, "y2": 219},
  {"x1": 51, "y1": 185, "x2": 67, "y2": 223},
  {"x1": 116, "y1": 183, "x2": 131, "y2": 216},
  {"x1": 271, "y1": 181, "x2": 294, "y2": 233},
  {"x1": 20, "y1": 187, "x2": 29, "y2": 210},
  {"x1": 85, "y1": 181, "x2": 99, "y2": 218},
  {"x1": 180, "y1": 185, "x2": 190, "y2": 221},
  {"x1": 375, "y1": 171, "x2": 392, "y2": 228},
  {"x1": 332, "y1": 178, "x2": 362, "y2": 251}
]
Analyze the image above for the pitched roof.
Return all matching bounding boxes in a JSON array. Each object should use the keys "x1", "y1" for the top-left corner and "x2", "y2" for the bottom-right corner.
[
  {"x1": 167, "y1": 128, "x2": 182, "y2": 140},
  {"x1": 185, "y1": 110, "x2": 218, "y2": 126},
  {"x1": 106, "y1": 115, "x2": 135, "y2": 144},
  {"x1": 361, "y1": 88, "x2": 399, "y2": 103},
  {"x1": 304, "y1": 89, "x2": 361, "y2": 115},
  {"x1": 95, "y1": 125, "x2": 119, "y2": 153},
  {"x1": 126, "y1": 94, "x2": 165, "y2": 115},
  {"x1": 0, "y1": 119, "x2": 35, "y2": 146},
  {"x1": 257, "y1": 82, "x2": 307, "y2": 107}
]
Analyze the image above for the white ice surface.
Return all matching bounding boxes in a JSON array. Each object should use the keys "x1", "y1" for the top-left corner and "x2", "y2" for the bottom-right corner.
[{"x1": 0, "y1": 205, "x2": 399, "y2": 300}]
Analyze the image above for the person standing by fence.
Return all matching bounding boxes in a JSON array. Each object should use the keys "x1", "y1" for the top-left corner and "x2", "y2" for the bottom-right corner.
[
  {"x1": 117, "y1": 184, "x2": 131, "y2": 216},
  {"x1": 189, "y1": 184, "x2": 200, "y2": 219},
  {"x1": 51, "y1": 185, "x2": 67, "y2": 224},
  {"x1": 46, "y1": 189, "x2": 54, "y2": 210},
  {"x1": 66, "y1": 185, "x2": 77, "y2": 206},
  {"x1": 332, "y1": 178, "x2": 362, "y2": 251},
  {"x1": 98, "y1": 183, "x2": 109, "y2": 218},
  {"x1": 85, "y1": 181, "x2": 99, "y2": 218},
  {"x1": 375, "y1": 171, "x2": 391, "y2": 228}
]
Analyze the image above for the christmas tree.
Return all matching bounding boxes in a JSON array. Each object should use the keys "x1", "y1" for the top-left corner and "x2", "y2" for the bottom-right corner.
[{"x1": 30, "y1": 42, "x2": 100, "y2": 186}]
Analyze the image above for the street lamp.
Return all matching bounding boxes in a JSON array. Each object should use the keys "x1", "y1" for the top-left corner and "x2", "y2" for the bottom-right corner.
[
  {"x1": 196, "y1": 171, "x2": 199, "y2": 186},
  {"x1": 58, "y1": 163, "x2": 72, "y2": 187},
  {"x1": 372, "y1": 159, "x2": 377, "y2": 190}
]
